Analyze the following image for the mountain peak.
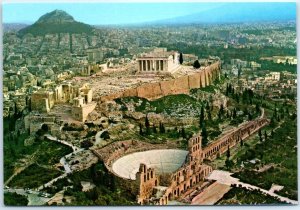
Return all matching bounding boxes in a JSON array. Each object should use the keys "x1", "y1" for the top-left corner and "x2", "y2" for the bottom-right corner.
[
  {"x1": 36, "y1": 9, "x2": 75, "y2": 24},
  {"x1": 18, "y1": 10, "x2": 94, "y2": 36}
]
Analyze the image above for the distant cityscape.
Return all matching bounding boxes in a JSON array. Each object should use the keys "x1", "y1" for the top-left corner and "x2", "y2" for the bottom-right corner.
[{"x1": 3, "y1": 3, "x2": 297, "y2": 207}]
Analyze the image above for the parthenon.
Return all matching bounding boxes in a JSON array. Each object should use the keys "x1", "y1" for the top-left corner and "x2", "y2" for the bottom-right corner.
[{"x1": 137, "y1": 48, "x2": 180, "y2": 73}]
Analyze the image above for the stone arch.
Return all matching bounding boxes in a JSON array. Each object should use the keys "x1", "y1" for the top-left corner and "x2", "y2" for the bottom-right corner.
[{"x1": 168, "y1": 193, "x2": 172, "y2": 201}]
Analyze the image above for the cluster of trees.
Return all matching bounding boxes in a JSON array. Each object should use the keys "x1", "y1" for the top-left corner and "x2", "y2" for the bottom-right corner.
[
  {"x1": 225, "y1": 145, "x2": 234, "y2": 169},
  {"x1": 139, "y1": 115, "x2": 166, "y2": 136},
  {"x1": 162, "y1": 41, "x2": 296, "y2": 64},
  {"x1": 270, "y1": 103, "x2": 289, "y2": 127},
  {"x1": 260, "y1": 60, "x2": 296, "y2": 73},
  {"x1": 139, "y1": 115, "x2": 190, "y2": 140},
  {"x1": 258, "y1": 129, "x2": 270, "y2": 142},
  {"x1": 57, "y1": 162, "x2": 136, "y2": 206},
  {"x1": 234, "y1": 115, "x2": 297, "y2": 200},
  {"x1": 226, "y1": 83, "x2": 260, "y2": 108},
  {"x1": 4, "y1": 192, "x2": 28, "y2": 206}
]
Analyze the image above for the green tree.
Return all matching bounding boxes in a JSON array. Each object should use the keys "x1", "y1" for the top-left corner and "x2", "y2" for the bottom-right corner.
[
  {"x1": 152, "y1": 125, "x2": 157, "y2": 133},
  {"x1": 271, "y1": 130, "x2": 275, "y2": 137},
  {"x1": 255, "y1": 103, "x2": 260, "y2": 114},
  {"x1": 225, "y1": 83, "x2": 229, "y2": 96},
  {"x1": 139, "y1": 123, "x2": 143, "y2": 135},
  {"x1": 199, "y1": 106, "x2": 205, "y2": 127},
  {"x1": 264, "y1": 130, "x2": 268, "y2": 141},
  {"x1": 201, "y1": 123, "x2": 208, "y2": 146},
  {"x1": 179, "y1": 52, "x2": 183, "y2": 64},
  {"x1": 225, "y1": 158, "x2": 233, "y2": 169},
  {"x1": 226, "y1": 145, "x2": 230, "y2": 159},
  {"x1": 258, "y1": 129, "x2": 262, "y2": 142},
  {"x1": 193, "y1": 60, "x2": 201, "y2": 69},
  {"x1": 232, "y1": 108, "x2": 237, "y2": 119},
  {"x1": 145, "y1": 114, "x2": 150, "y2": 134},
  {"x1": 248, "y1": 113, "x2": 252, "y2": 121},
  {"x1": 181, "y1": 127, "x2": 186, "y2": 139},
  {"x1": 218, "y1": 104, "x2": 224, "y2": 120},
  {"x1": 159, "y1": 122, "x2": 165, "y2": 134}
]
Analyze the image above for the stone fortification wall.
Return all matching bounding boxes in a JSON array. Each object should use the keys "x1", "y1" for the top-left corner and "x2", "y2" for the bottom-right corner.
[{"x1": 99, "y1": 62, "x2": 221, "y2": 102}]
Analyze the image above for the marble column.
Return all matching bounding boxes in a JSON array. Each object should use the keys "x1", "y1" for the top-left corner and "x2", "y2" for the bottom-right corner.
[
  {"x1": 151, "y1": 60, "x2": 153, "y2": 71},
  {"x1": 146, "y1": 60, "x2": 149, "y2": 71},
  {"x1": 139, "y1": 61, "x2": 142, "y2": 71},
  {"x1": 148, "y1": 60, "x2": 151, "y2": 71}
]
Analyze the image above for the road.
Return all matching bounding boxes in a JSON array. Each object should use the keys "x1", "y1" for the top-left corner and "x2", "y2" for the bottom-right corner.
[
  {"x1": 37, "y1": 173, "x2": 68, "y2": 191},
  {"x1": 207, "y1": 170, "x2": 298, "y2": 205},
  {"x1": 44, "y1": 134, "x2": 80, "y2": 152},
  {"x1": 4, "y1": 188, "x2": 51, "y2": 206}
]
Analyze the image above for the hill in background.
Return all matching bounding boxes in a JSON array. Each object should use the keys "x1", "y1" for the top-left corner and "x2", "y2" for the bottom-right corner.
[{"x1": 18, "y1": 10, "x2": 94, "y2": 36}]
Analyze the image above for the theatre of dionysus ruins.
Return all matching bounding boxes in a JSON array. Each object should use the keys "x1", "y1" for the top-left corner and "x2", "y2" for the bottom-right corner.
[{"x1": 92, "y1": 116, "x2": 269, "y2": 205}]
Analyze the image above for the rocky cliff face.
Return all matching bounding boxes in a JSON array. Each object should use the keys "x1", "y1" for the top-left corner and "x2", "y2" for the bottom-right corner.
[{"x1": 100, "y1": 61, "x2": 221, "y2": 102}]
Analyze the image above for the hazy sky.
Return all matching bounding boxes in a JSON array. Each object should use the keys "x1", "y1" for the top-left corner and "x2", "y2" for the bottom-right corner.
[
  {"x1": 3, "y1": 2, "x2": 295, "y2": 25},
  {"x1": 3, "y1": 3, "x2": 224, "y2": 24}
]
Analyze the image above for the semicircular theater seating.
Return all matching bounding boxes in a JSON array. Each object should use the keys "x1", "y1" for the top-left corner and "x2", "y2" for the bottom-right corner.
[{"x1": 112, "y1": 149, "x2": 189, "y2": 180}]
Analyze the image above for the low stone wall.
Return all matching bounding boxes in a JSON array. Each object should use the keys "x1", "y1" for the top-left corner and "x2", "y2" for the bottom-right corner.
[
  {"x1": 202, "y1": 118, "x2": 270, "y2": 160},
  {"x1": 99, "y1": 62, "x2": 221, "y2": 102}
]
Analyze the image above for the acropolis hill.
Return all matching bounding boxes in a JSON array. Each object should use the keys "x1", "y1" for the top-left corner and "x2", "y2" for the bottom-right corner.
[
  {"x1": 29, "y1": 48, "x2": 220, "y2": 124},
  {"x1": 71, "y1": 49, "x2": 220, "y2": 103}
]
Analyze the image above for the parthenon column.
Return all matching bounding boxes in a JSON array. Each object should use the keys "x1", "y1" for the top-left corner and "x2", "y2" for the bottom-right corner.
[
  {"x1": 145, "y1": 60, "x2": 148, "y2": 71},
  {"x1": 147, "y1": 60, "x2": 150, "y2": 71},
  {"x1": 158, "y1": 60, "x2": 161, "y2": 71},
  {"x1": 139, "y1": 61, "x2": 142, "y2": 71},
  {"x1": 151, "y1": 60, "x2": 153, "y2": 71}
]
